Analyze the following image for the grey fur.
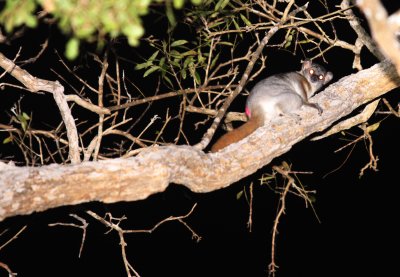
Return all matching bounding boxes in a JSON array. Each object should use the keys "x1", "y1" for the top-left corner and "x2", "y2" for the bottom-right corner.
[{"x1": 246, "y1": 60, "x2": 333, "y2": 120}]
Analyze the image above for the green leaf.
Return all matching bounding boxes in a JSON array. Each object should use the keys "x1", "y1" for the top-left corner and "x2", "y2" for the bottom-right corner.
[
  {"x1": 197, "y1": 49, "x2": 206, "y2": 64},
  {"x1": 166, "y1": 1, "x2": 176, "y2": 26},
  {"x1": 183, "y1": 56, "x2": 193, "y2": 69},
  {"x1": 135, "y1": 61, "x2": 152, "y2": 70},
  {"x1": 236, "y1": 190, "x2": 244, "y2": 200},
  {"x1": 20, "y1": 117, "x2": 27, "y2": 132},
  {"x1": 210, "y1": 53, "x2": 220, "y2": 69},
  {"x1": 148, "y1": 50, "x2": 159, "y2": 63},
  {"x1": 171, "y1": 40, "x2": 188, "y2": 47},
  {"x1": 159, "y1": 57, "x2": 166, "y2": 67},
  {"x1": 163, "y1": 75, "x2": 174, "y2": 88},
  {"x1": 182, "y1": 50, "x2": 197, "y2": 56},
  {"x1": 215, "y1": 0, "x2": 230, "y2": 11},
  {"x1": 194, "y1": 70, "x2": 201, "y2": 85},
  {"x1": 240, "y1": 14, "x2": 251, "y2": 27},
  {"x1": 232, "y1": 18, "x2": 243, "y2": 38},
  {"x1": 3, "y1": 136, "x2": 12, "y2": 144},
  {"x1": 162, "y1": 40, "x2": 167, "y2": 53},
  {"x1": 284, "y1": 37, "x2": 292, "y2": 48},
  {"x1": 22, "y1": 112, "x2": 30, "y2": 120},
  {"x1": 173, "y1": 0, "x2": 185, "y2": 9},
  {"x1": 284, "y1": 29, "x2": 294, "y2": 49},
  {"x1": 209, "y1": 20, "x2": 225, "y2": 29},
  {"x1": 170, "y1": 49, "x2": 182, "y2": 58},
  {"x1": 170, "y1": 59, "x2": 181, "y2": 67},
  {"x1": 215, "y1": 0, "x2": 223, "y2": 11},
  {"x1": 65, "y1": 38, "x2": 80, "y2": 60},
  {"x1": 218, "y1": 41, "x2": 234, "y2": 46},
  {"x1": 181, "y1": 68, "x2": 187, "y2": 79},
  {"x1": 143, "y1": 66, "x2": 160, "y2": 77},
  {"x1": 25, "y1": 15, "x2": 37, "y2": 28}
]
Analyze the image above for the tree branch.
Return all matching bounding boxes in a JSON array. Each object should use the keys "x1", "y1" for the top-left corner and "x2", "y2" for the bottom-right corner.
[
  {"x1": 0, "y1": 52, "x2": 80, "y2": 164},
  {"x1": 1, "y1": 60, "x2": 399, "y2": 222},
  {"x1": 356, "y1": 0, "x2": 400, "y2": 74}
]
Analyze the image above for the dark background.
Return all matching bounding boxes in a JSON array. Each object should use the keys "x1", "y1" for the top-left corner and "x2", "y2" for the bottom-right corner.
[{"x1": 1, "y1": 1, "x2": 399, "y2": 276}]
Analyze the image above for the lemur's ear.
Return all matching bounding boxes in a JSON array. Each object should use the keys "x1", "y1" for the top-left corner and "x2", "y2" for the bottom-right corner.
[
  {"x1": 302, "y1": 59, "x2": 312, "y2": 70},
  {"x1": 324, "y1": 71, "x2": 333, "y2": 84}
]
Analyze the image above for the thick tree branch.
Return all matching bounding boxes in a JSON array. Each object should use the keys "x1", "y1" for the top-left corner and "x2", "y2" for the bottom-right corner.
[
  {"x1": 356, "y1": 0, "x2": 400, "y2": 75},
  {"x1": 0, "y1": 60, "x2": 399, "y2": 222}
]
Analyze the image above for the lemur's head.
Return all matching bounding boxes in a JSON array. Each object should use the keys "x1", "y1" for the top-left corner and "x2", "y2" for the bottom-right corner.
[{"x1": 301, "y1": 59, "x2": 333, "y2": 92}]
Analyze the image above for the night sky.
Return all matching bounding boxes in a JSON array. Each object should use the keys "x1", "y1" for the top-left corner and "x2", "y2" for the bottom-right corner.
[{"x1": 1, "y1": 1, "x2": 399, "y2": 276}]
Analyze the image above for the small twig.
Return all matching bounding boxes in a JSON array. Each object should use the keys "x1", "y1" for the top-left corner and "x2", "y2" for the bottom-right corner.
[
  {"x1": 93, "y1": 51, "x2": 109, "y2": 161},
  {"x1": 268, "y1": 163, "x2": 317, "y2": 277},
  {"x1": 65, "y1": 95, "x2": 110, "y2": 114},
  {"x1": 55, "y1": 51, "x2": 98, "y2": 94},
  {"x1": 340, "y1": 0, "x2": 385, "y2": 61},
  {"x1": 247, "y1": 182, "x2": 254, "y2": 232},
  {"x1": 48, "y1": 214, "x2": 88, "y2": 258},
  {"x1": 382, "y1": 98, "x2": 400, "y2": 117},
  {"x1": 359, "y1": 124, "x2": 379, "y2": 177},
  {"x1": 268, "y1": 166, "x2": 293, "y2": 277},
  {"x1": 86, "y1": 204, "x2": 199, "y2": 277},
  {"x1": 0, "y1": 261, "x2": 16, "y2": 276},
  {"x1": 17, "y1": 39, "x2": 49, "y2": 65},
  {"x1": 107, "y1": 84, "x2": 238, "y2": 112},
  {"x1": 0, "y1": 225, "x2": 27, "y2": 251}
]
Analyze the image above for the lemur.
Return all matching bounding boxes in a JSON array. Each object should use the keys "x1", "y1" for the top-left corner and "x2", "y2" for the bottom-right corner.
[{"x1": 211, "y1": 60, "x2": 333, "y2": 152}]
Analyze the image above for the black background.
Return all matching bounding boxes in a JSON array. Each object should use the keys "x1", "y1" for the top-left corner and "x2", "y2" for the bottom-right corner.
[{"x1": 1, "y1": 1, "x2": 399, "y2": 276}]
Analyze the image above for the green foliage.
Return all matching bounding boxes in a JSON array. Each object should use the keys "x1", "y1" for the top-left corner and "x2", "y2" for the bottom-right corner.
[
  {"x1": 41, "y1": 0, "x2": 151, "y2": 59},
  {"x1": 135, "y1": 0, "x2": 250, "y2": 88},
  {"x1": 0, "y1": 0, "x2": 38, "y2": 32},
  {"x1": 65, "y1": 38, "x2": 80, "y2": 60},
  {"x1": 2, "y1": 136, "x2": 12, "y2": 144},
  {"x1": 15, "y1": 111, "x2": 30, "y2": 132},
  {"x1": 0, "y1": 0, "x2": 202, "y2": 59}
]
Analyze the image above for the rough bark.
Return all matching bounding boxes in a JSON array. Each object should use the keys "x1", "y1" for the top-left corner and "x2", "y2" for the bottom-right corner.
[{"x1": 1, "y1": 60, "x2": 399, "y2": 222}]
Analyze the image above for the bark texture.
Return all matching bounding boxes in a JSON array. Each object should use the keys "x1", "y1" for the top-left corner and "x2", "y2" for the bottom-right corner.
[{"x1": 1, "y1": 60, "x2": 399, "y2": 221}]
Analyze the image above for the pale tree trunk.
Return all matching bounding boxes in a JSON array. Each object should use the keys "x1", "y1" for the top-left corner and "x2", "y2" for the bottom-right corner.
[{"x1": 1, "y1": 60, "x2": 399, "y2": 222}]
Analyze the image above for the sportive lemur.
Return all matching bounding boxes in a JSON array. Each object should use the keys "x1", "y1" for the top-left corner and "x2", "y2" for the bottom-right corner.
[{"x1": 211, "y1": 60, "x2": 333, "y2": 152}]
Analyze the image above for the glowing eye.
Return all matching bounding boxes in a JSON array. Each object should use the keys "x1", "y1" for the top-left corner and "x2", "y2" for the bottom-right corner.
[
  {"x1": 309, "y1": 69, "x2": 314, "y2": 74},
  {"x1": 319, "y1": 75, "x2": 324, "y2": 80}
]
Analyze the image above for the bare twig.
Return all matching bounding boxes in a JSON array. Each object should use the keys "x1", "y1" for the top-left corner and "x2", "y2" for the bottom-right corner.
[
  {"x1": 359, "y1": 123, "x2": 379, "y2": 177},
  {"x1": 0, "y1": 225, "x2": 27, "y2": 251},
  {"x1": 65, "y1": 95, "x2": 110, "y2": 114},
  {"x1": 48, "y1": 214, "x2": 88, "y2": 258},
  {"x1": 86, "y1": 204, "x2": 199, "y2": 277},
  {"x1": 93, "y1": 51, "x2": 109, "y2": 161},
  {"x1": 340, "y1": 0, "x2": 385, "y2": 61},
  {"x1": 268, "y1": 164, "x2": 317, "y2": 277},
  {"x1": 0, "y1": 52, "x2": 80, "y2": 164},
  {"x1": 0, "y1": 261, "x2": 16, "y2": 276},
  {"x1": 247, "y1": 182, "x2": 254, "y2": 232},
  {"x1": 17, "y1": 39, "x2": 49, "y2": 65}
]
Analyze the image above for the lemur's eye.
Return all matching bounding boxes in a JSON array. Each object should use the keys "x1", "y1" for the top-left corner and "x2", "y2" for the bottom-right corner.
[
  {"x1": 319, "y1": 75, "x2": 324, "y2": 80},
  {"x1": 309, "y1": 69, "x2": 314, "y2": 74}
]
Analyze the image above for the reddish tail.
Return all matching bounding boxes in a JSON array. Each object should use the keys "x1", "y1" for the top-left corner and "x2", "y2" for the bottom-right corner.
[{"x1": 211, "y1": 114, "x2": 262, "y2": 152}]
